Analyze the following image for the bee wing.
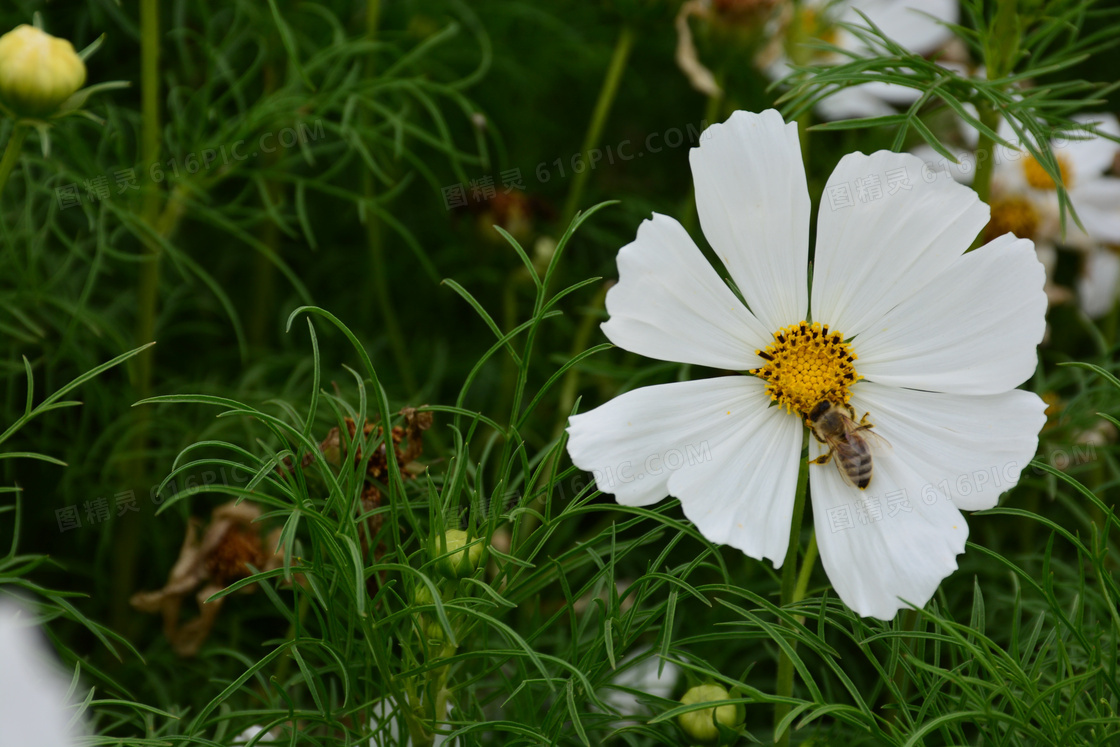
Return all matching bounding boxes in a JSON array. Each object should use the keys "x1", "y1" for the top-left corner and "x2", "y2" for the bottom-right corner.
[{"x1": 861, "y1": 427, "x2": 892, "y2": 453}]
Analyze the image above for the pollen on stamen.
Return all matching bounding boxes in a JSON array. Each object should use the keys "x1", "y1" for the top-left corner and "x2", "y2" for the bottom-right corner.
[{"x1": 751, "y1": 321, "x2": 861, "y2": 415}]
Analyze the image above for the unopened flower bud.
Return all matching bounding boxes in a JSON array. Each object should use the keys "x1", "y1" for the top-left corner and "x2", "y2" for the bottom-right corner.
[
  {"x1": 430, "y1": 529, "x2": 483, "y2": 579},
  {"x1": 677, "y1": 684, "x2": 744, "y2": 745},
  {"x1": 0, "y1": 25, "x2": 86, "y2": 118},
  {"x1": 411, "y1": 584, "x2": 434, "y2": 607}
]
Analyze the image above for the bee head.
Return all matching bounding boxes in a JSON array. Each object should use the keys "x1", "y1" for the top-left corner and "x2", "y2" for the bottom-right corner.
[{"x1": 806, "y1": 400, "x2": 832, "y2": 421}]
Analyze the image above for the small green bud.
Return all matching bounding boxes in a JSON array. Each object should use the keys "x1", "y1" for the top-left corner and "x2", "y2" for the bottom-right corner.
[
  {"x1": 677, "y1": 685, "x2": 744, "y2": 745},
  {"x1": 430, "y1": 529, "x2": 483, "y2": 579},
  {"x1": 424, "y1": 620, "x2": 445, "y2": 642},
  {"x1": 0, "y1": 25, "x2": 86, "y2": 118},
  {"x1": 411, "y1": 583, "x2": 434, "y2": 607}
]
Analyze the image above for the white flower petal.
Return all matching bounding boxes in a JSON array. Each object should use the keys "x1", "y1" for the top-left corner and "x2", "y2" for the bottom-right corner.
[
  {"x1": 851, "y1": 382, "x2": 1046, "y2": 511},
  {"x1": 1065, "y1": 113, "x2": 1120, "y2": 180},
  {"x1": 0, "y1": 602, "x2": 87, "y2": 747},
  {"x1": 813, "y1": 150, "x2": 990, "y2": 338},
  {"x1": 602, "y1": 213, "x2": 770, "y2": 369},
  {"x1": 909, "y1": 143, "x2": 975, "y2": 185},
  {"x1": 690, "y1": 110, "x2": 810, "y2": 331},
  {"x1": 1070, "y1": 178, "x2": 1120, "y2": 245},
  {"x1": 666, "y1": 391, "x2": 803, "y2": 568},
  {"x1": 1078, "y1": 248, "x2": 1120, "y2": 318},
  {"x1": 810, "y1": 435, "x2": 968, "y2": 620},
  {"x1": 567, "y1": 376, "x2": 803, "y2": 567},
  {"x1": 854, "y1": 233, "x2": 1046, "y2": 394}
]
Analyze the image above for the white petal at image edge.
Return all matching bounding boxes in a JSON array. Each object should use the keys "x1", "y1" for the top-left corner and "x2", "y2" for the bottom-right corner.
[
  {"x1": 810, "y1": 436, "x2": 968, "y2": 621},
  {"x1": 854, "y1": 233, "x2": 1046, "y2": 395},
  {"x1": 602, "y1": 213, "x2": 771, "y2": 370},
  {"x1": 690, "y1": 109, "x2": 810, "y2": 332},
  {"x1": 567, "y1": 376, "x2": 803, "y2": 566},
  {"x1": 812, "y1": 150, "x2": 989, "y2": 338},
  {"x1": 0, "y1": 601, "x2": 87, "y2": 747},
  {"x1": 849, "y1": 382, "x2": 1046, "y2": 511}
]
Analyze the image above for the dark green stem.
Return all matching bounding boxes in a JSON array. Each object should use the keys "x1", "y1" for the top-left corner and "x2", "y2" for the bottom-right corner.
[
  {"x1": 562, "y1": 25, "x2": 634, "y2": 225},
  {"x1": 363, "y1": 0, "x2": 416, "y2": 393},
  {"x1": 969, "y1": 103, "x2": 1003, "y2": 250},
  {"x1": 114, "y1": 0, "x2": 163, "y2": 631},
  {"x1": 775, "y1": 435, "x2": 811, "y2": 747},
  {"x1": 0, "y1": 123, "x2": 29, "y2": 198}
]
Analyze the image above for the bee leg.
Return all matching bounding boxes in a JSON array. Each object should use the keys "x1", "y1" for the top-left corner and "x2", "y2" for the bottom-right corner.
[
  {"x1": 805, "y1": 423, "x2": 828, "y2": 444},
  {"x1": 809, "y1": 453, "x2": 832, "y2": 465},
  {"x1": 859, "y1": 411, "x2": 873, "y2": 427}
]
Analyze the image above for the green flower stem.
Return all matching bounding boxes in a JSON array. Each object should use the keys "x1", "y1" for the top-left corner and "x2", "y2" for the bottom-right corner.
[
  {"x1": 968, "y1": 102, "x2": 1003, "y2": 250},
  {"x1": 514, "y1": 282, "x2": 609, "y2": 548},
  {"x1": 363, "y1": 0, "x2": 416, "y2": 393},
  {"x1": 681, "y1": 81, "x2": 724, "y2": 236},
  {"x1": 249, "y1": 61, "x2": 282, "y2": 350},
  {"x1": 885, "y1": 607, "x2": 920, "y2": 724},
  {"x1": 562, "y1": 25, "x2": 634, "y2": 225},
  {"x1": 0, "y1": 123, "x2": 29, "y2": 198},
  {"x1": 114, "y1": 0, "x2": 163, "y2": 631},
  {"x1": 775, "y1": 435, "x2": 811, "y2": 747},
  {"x1": 793, "y1": 530, "x2": 817, "y2": 615}
]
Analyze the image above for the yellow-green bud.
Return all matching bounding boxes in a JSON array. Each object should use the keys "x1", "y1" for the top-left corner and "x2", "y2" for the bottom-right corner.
[
  {"x1": 412, "y1": 584, "x2": 434, "y2": 607},
  {"x1": 430, "y1": 529, "x2": 483, "y2": 579},
  {"x1": 677, "y1": 685, "x2": 744, "y2": 745},
  {"x1": 424, "y1": 620, "x2": 445, "y2": 642},
  {"x1": 0, "y1": 25, "x2": 86, "y2": 118}
]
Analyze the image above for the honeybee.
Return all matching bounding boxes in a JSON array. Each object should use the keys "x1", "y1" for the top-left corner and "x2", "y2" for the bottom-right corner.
[{"x1": 804, "y1": 400, "x2": 888, "y2": 490}]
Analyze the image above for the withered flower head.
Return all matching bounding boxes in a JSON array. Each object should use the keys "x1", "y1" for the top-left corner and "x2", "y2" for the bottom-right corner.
[{"x1": 130, "y1": 501, "x2": 282, "y2": 657}]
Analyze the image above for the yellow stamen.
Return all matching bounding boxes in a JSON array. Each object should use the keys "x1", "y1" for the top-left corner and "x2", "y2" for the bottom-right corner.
[
  {"x1": 1022, "y1": 153, "x2": 1073, "y2": 190},
  {"x1": 985, "y1": 195, "x2": 1039, "y2": 242},
  {"x1": 752, "y1": 321, "x2": 860, "y2": 415}
]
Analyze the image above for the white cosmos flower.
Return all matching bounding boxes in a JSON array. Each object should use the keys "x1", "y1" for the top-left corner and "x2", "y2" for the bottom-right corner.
[
  {"x1": 566, "y1": 109, "x2": 1048, "y2": 620},
  {"x1": 0, "y1": 600, "x2": 89, "y2": 747},
  {"x1": 764, "y1": 0, "x2": 959, "y2": 120}
]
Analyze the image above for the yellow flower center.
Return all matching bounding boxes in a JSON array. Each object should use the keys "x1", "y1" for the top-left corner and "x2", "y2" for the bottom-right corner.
[
  {"x1": 985, "y1": 195, "x2": 1039, "y2": 242},
  {"x1": 752, "y1": 321, "x2": 860, "y2": 415},
  {"x1": 800, "y1": 7, "x2": 837, "y2": 44},
  {"x1": 1022, "y1": 153, "x2": 1073, "y2": 190}
]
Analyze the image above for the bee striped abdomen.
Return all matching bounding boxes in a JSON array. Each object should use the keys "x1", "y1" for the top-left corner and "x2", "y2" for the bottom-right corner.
[{"x1": 835, "y1": 438, "x2": 873, "y2": 489}]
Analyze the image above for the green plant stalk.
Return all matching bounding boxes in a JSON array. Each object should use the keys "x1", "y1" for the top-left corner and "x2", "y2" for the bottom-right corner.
[
  {"x1": 561, "y1": 25, "x2": 634, "y2": 225},
  {"x1": 514, "y1": 283, "x2": 608, "y2": 546},
  {"x1": 0, "y1": 123, "x2": 29, "y2": 198},
  {"x1": 136, "y1": 0, "x2": 163, "y2": 386},
  {"x1": 885, "y1": 607, "x2": 920, "y2": 724},
  {"x1": 967, "y1": 102, "x2": 1003, "y2": 251},
  {"x1": 681, "y1": 80, "x2": 724, "y2": 236},
  {"x1": 363, "y1": 0, "x2": 416, "y2": 393},
  {"x1": 775, "y1": 438, "x2": 810, "y2": 747},
  {"x1": 250, "y1": 61, "x2": 282, "y2": 349},
  {"x1": 114, "y1": 0, "x2": 163, "y2": 630}
]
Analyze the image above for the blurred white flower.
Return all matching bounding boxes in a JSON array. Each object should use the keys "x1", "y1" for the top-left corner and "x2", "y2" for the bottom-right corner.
[
  {"x1": 567, "y1": 109, "x2": 1048, "y2": 620},
  {"x1": 600, "y1": 650, "x2": 680, "y2": 717},
  {"x1": 763, "y1": 0, "x2": 959, "y2": 120},
  {"x1": 915, "y1": 112, "x2": 1120, "y2": 316},
  {"x1": 0, "y1": 599, "x2": 89, "y2": 747},
  {"x1": 367, "y1": 697, "x2": 453, "y2": 747},
  {"x1": 234, "y1": 724, "x2": 277, "y2": 743}
]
